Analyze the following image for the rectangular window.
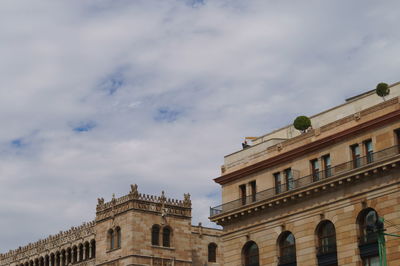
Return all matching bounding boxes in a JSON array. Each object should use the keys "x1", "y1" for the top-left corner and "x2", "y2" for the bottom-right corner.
[
  {"x1": 274, "y1": 172, "x2": 282, "y2": 194},
  {"x1": 364, "y1": 140, "x2": 373, "y2": 163},
  {"x1": 322, "y1": 154, "x2": 332, "y2": 178},
  {"x1": 284, "y1": 168, "x2": 294, "y2": 191},
  {"x1": 239, "y1": 184, "x2": 246, "y2": 205},
  {"x1": 310, "y1": 159, "x2": 320, "y2": 181},
  {"x1": 249, "y1": 181, "x2": 256, "y2": 202},
  {"x1": 395, "y1": 129, "x2": 400, "y2": 153},
  {"x1": 351, "y1": 144, "x2": 361, "y2": 168}
]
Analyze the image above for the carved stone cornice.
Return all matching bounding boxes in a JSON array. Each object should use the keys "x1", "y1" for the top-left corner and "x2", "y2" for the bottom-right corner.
[
  {"x1": 95, "y1": 185, "x2": 192, "y2": 222},
  {"x1": 0, "y1": 221, "x2": 95, "y2": 264}
]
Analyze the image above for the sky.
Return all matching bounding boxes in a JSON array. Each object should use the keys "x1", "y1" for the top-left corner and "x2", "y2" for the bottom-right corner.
[{"x1": 1, "y1": 0, "x2": 400, "y2": 253}]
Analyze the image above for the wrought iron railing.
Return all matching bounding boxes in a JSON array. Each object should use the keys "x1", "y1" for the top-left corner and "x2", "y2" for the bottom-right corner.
[
  {"x1": 278, "y1": 254, "x2": 296, "y2": 265},
  {"x1": 210, "y1": 145, "x2": 399, "y2": 217}
]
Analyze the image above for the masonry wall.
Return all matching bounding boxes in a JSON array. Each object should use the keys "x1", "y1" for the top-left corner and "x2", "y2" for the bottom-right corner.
[
  {"x1": 191, "y1": 226, "x2": 223, "y2": 266},
  {"x1": 95, "y1": 208, "x2": 194, "y2": 266},
  {"x1": 220, "y1": 170, "x2": 400, "y2": 266}
]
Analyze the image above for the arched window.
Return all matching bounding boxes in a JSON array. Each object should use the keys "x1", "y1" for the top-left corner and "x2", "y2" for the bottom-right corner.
[
  {"x1": 66, "y1": 248, "x2": 72, "y2": 264},
  {"x1": 108, "y1": 229, "x2": 115, "y2": 250},
  {"x1": 278, "y1": 231, "x2": 297, "y2": 266},
  {"x1": 90, "y1": 239, "x2": 96, "y2": 258},
  {"x1": 50, "y1": 254, "x2": 55, "y2": 266},
  {"x1": 316, "y1": 221, "x2": 338, "y2": 266},
  {"x1": 357, "y1": 208, "x2": 381, "y2": 264},
  {"x1": 163, "y1": 226, "x2": 171, "y2": 247},
  {"x1": 242, "y1": 241, "x2": 259, "y2": 266},
  {"x1": 358, "y1": 208, "x2": 379, "y2": 244},
  {"x1": 208, "y1": 243, "x2": 217, "y2": 262},
  {"x1": 72, "y1": 246, "x2": 77, "y2": 263},
  {"x1": 115, "y1": 227, "x2": 121, "y2": 248},
  {"x1": 79, "y1": 244, "x2": 84, "y2": 261},
  {"x1": 317, "y1": 221, "x2": 337, "y2": 254},
  {"x1": 84, "y1": 241, "x2": 90, "y2": 259},
  {"x1": 55, "y1": 252, "x2": 60, "y2": 266},
  {"x1": 152, "y1": 225, "x2": 160, "y2": 246},
  {"x1": 61, "y1": 250, "x2": 66, "y2": 266}
]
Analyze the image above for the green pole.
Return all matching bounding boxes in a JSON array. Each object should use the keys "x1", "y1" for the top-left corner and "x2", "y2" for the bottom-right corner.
[{"x1": 377, "y1": 217, "x2": 387, "y2": 266}]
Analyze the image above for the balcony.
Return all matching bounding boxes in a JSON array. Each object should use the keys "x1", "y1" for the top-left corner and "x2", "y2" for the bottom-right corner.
[
  {"x1": 210, "y1": 145, "x2": 400, "y2": 217},
  {"x1": 316, "y1": 245, "x2": 338, "y2": 266}
]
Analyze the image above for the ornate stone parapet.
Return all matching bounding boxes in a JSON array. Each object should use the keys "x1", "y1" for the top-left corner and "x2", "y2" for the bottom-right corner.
[
  {"x1": 96, "y1": 184, "x2": 192, "y2": 221},
  {"x1": 0, "y1": 221, "x2": 95, "y2": 265}
]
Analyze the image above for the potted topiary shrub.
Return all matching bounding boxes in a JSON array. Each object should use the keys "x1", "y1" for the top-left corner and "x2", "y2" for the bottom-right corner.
[
  {"x1": 376, "y1": 82, "x2": 390, "y2": 100},
  {"x1": 293, "y1": 116, "x2": 311, "y2": 133}
]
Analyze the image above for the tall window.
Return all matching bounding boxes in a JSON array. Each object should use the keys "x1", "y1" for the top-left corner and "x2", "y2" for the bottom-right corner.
[
  {"x1": 240, "y1": 184, "x2": 247, "y2": 205},
  {"x1": 322, "y1": 154, "x2": 331, "y2": 178},
  {"x1": 364, "y1": 140, "x2": 373, "y2": 163},
  {"x1": 358, "y1": 209, "x2": 379, "y2": 245},
  {"x1": 311, "y1": 159, "x2": 320, "y2": 181},
  {"x1": 351, "y1": 144, "x2": 361, "y2": 168},
  {"x1": 90, "y1": 240, "x2": 96, "y2": 258},
  {"x1": 317, "y1": 221, "x2": 337, "y2": 255},
  {"x1": 358, "y1": 208, "x2": 380, "y2": 265},
  {"x1": 316, "y1": 221, "x2": 338, "y2": 266},
  {"x1": 395, "y1": 129, "x2": 400, "y2": 152},
  {"x1": 274, "y1": 172, "x2": 282, "y2": 194},
  {"x1": 163, "y1": 227, "x2": 171, "y2": 247},
  {"x1": 243, "y1": 241, "x2": 259, "y2": 266},
  {"x1": 108, "y1": 229, "x2": 115, "y2": 250},
  {"x1": 208, "y1": 243, "x2": 217, "y2": 262},
  {"x1": 72, "y1": 246, "x2": 77, "y2": 263},
  {"x1": 115, "y1": 226, "x2": 121, "y2": 248},
  {"x1": 249, "y1": 181, "x2": 256, "y2": 202},
  {"x1": 278, "y1": 232, "x2": 296, "y2": 265},
  {"x1": 86, "y1": 242, "x2": 91, "y2": 259},
  {"x1": 152, "y1": 225, "x2": 160, "y2": 246},
  {"x1": 284, "y1": 168, "x2": 294, "y2": 191}
]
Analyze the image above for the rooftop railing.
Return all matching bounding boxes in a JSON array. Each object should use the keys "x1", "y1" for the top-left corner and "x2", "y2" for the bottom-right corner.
[{"x1": 210, "y1": 145, "x2": 399, "y2": 217}]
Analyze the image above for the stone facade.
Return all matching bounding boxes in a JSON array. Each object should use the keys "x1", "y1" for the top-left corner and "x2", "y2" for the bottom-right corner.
[
  {"x1": 0, "y1": 186, "x2": 222, "y2": 266},
  {"x1": 211, "y1": 82, "x2": 400, "y2": 265}
]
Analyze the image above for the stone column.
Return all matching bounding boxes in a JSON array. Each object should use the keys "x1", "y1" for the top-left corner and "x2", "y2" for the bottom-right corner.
[
  {"x1": 76, "y1": 248, "x2": 80, "y2": 263},
  {"x1": 60, "y1": 254, "x2": 64, "y2": 266},
  {"x1": 82, "y1": 246, "x2": 86, "y2": 261},
  {"x1": 88, "y1": 243, "x2": 92, "y2": 259},
  {"x1": 71, "y1": 249, "x2": 75, "y2": 264}
]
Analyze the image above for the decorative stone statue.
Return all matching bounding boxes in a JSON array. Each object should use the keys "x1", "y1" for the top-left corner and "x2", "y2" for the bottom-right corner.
[
  {"x1": 130, "y1": 184, "x2": 139, "y2": 198},
  {"x1": 97, "y1": 198, "x2": 104, "y2": 205},
  {"x1": 183, "y1": 193, "x2": 191, "y2": 207}
]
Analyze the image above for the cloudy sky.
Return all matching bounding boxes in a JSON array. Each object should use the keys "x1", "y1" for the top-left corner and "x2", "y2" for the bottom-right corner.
[{"x1": 1, "y1": 0, "x2": 400, "y2": 252}]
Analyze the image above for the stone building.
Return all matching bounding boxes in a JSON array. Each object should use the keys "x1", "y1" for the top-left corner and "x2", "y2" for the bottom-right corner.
[
  {"x1": 210, "y1": 82, "x2": 400, "y2": 266},
  {"x1": 0, "y1": 185, "x2": 222, "y2": 266}
]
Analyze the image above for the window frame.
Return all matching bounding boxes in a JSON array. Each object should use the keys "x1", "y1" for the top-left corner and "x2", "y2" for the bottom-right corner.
[
  {"x1": 208, "y1": 243, "x2": 217, "y2": 263},
  {"x1": 151, "y1": 225, "x2": 160, "y2": 246},
  {"x1": 162, "y1": 226, "x2": 172, "y2": 247}
]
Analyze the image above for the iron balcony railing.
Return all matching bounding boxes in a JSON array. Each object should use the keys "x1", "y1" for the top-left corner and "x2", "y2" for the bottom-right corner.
[
  {"x1": 278, "y1": 254, "x2": 296, "y2": 265},
  {"x1": 210, "y1": 145, "x2": 400, "y2": 217}
]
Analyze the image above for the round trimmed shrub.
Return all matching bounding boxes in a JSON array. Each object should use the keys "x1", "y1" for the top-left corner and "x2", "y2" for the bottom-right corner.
[
  {"x1": 376, "y1": 82, "x2": 390, "y2": 97},
  {"x1": 293, "y1": 116, "x2": 311, "y2": 132}
]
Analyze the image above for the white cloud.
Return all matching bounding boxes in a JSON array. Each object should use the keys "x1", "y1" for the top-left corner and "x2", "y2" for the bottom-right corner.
[{"x1": 1, "y1": 0, "x2": 400, "y2": 252}]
